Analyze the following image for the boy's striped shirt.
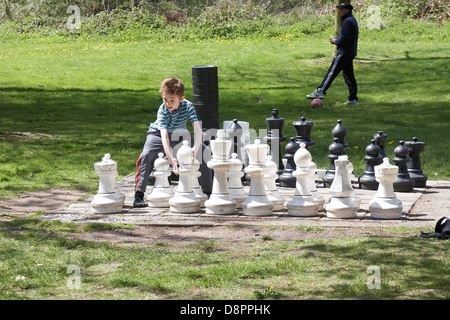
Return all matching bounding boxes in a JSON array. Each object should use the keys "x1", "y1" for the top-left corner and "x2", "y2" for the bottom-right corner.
[{"x1": 148, "y1": 99, "x2": 198, "y2": 133}]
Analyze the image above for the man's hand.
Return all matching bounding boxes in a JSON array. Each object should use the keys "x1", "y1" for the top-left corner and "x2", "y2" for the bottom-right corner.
[{"x1": 329, "y1": 37, "x2": 336, "y2": 44}]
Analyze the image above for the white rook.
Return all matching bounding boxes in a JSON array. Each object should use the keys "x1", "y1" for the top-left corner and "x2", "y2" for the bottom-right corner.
[
  {"x1": 369, "y1": 157, "x2": 403, "y2": 219},
  {"x1": 91, "y1": 153, "x2": 124, "y2": 214}
]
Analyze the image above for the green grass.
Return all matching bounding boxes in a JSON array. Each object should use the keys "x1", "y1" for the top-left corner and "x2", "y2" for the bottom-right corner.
[
  {"x1": 0, "y1": 34, "x2": 449, "y2": 199},
  {"x1": 0, "y1": 216, "x2": 448, "y2": 300}
]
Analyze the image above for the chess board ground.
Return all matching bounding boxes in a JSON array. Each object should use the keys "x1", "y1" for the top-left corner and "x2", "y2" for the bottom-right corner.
[{"x1": 1, "y1": 175, "x2": 445, "y2": 245}]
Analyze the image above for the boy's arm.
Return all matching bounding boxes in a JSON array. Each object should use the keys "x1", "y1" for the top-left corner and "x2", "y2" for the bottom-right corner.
[
  {"x1": 160, "y1": 128, "x2": 178, "y2": 175},
  {"x1": 192, "y1": 121, "x2": 203, "y2": 159}
]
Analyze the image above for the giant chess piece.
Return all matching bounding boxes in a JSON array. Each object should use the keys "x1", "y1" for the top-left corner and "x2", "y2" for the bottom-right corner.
[
  {"x1": 373, "y1": 130, "x2": 388, "y2": 161},
  {"x1": 404, "y1": 137, "x2": 427, "y2": 188},
  {"x1": 192, "y1": 158, "x2": 208, "y2": 207},
  {"x1": 358, "y1": 139, "x2": 383, "y2": 190},
  {"x1": 264, "y1": 155, "x2": 285, "y2": 211},
  {"x1": 242, "y1": 138, "x2": 273, "y2": 216},
  {"x1": 322, "y1": 138, "x2": 345, "y2": 188},
  {"x1": 228, "y1": 152, "x2": 247, "y2": 209},
  {"x1": 287, "y1": 143, "x2": 319, "y2": 217},
  {"x1": 265, "y1": 109, "x2": 286, "y2": 176},
  {"x1": 147, "y1": 153, "x2": 173, "y2": 208},
  {"x1": 326, "y1": 155, "x2": 359, "y2": 219},
  {"x1": 392, "y1": 141, "x2": 415, "y2": 192},
  {"x1": 205, "y1": 130, "x2": 236, "y2": 215},
  {"x1": 332, "y1": 119, "x2": 349, "y2": 149},
  {"x1": 279, "y1": 137, "x2": 299, "y2": 188},
  {"x1": 309, "y1": 160, "x2": 325, "y2": 211},
  {"x1": 293, "y1": 116, "x2": 315, "y2": 149},
  {"x1": 369, "y1": 157, "x2": 403, "y2": 219},
  {"x1": 91, "y1": 153, "x2": 125, "y2": 214},
  {"x1": 169, "y1": 140, "x2": 201, "y2": 213},
  {"x1": 226, "y1": 119, "x2": 244, "y2": 158}
]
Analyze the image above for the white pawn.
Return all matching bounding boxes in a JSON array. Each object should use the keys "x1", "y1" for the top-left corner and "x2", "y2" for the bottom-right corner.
[
  {"x1": 228, "y1": 153, "x2": 247, "y2": 209},
  {"x1": 309, "y1": 160, "x2": 325, "y2": 211},
  {"x1": 241, "y1": 138, "x2": 273, "y2": 216},
  {"x1": 287, "y1": 143, "x2": 319, "y2": 216},
  {"x1": 264, "y1": 155, "x2": 285, "y2": 211},
  {"x1": 169, "y1": 140, "x2": 201, "y2": 213},
  {"x1": 192, "y1": 158, "x2": 208, "y2": 207},
  {"x1": 326, "y1": 155, "x2": 359, "y2": 219},
  {"x1": 91, "y1": 153, "x2": 124, "y2": 214},
  {"x1": 369, "y1": 157, "x2": 403, "y2": 219},
  {"x1": 147, "y1": 153, "x2": 173, "y2": 208},
  {"x1": 204, "y1": 130, "x2": 236, "y2": 215}
]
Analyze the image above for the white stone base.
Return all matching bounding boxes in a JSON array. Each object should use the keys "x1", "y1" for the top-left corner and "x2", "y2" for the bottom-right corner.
[
  {"x1": 369, "y1": 197, "x2": 403, "y2": 219},
  {"x1": 91, "y1": 193, "x2": 123, "y2": 214},
  {"x1": 147, "y1": 187, "x2": 173, "y2": 208},
  {"x1": 205, "y1": 194, "x2": 236, "y2": 215},
  {"x1": 326, "y1": 197, "x2": 359, "y2": 219},
  {"x1": 169, "y1": 192, "x2": 201, "y2": 214},
  {"x1": 287, "y1": 195, "x2": 318, "y2": 217},
  {"x1": 242, "y1": 196, "x2": 273, "y2": 216}
]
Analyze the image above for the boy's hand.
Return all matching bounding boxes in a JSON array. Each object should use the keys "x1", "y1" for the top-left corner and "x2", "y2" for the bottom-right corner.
[{"x1": 170, "y1": 158, "x2": 179, "y2": 175}]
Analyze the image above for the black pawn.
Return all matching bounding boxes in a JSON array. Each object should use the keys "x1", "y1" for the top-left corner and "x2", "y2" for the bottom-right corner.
[
  {"x1": 404, "y1": 137, "x2": 427, "y2": 188},
  {"x1": 358, "y1": 139, "x2": 383, "y2": 190},
  {"x1": 393, "y1": 141, "x2": 415, "y2": 192},
  {"x1": 293, "y1": 116, "x2": 315, "y2": 149},
  {"x1": 279, "y1": 137, "x2": 300, "y2": 188},
  {"x1": 323, "y1": 137, "x2": 345, "y2": 188},
  {"x1": 265, "y1": 109, "x2": 286, "y2": 176},
  {"x1": 332, "y1": 119, "x2": 349, "y2": 149},
  {"x1": 373, "y1": 130, "x2": 387, "y2": 161}
]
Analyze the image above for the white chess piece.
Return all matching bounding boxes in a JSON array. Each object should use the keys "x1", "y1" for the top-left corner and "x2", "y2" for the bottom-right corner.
[
  {"x1": 228, "y1": 153, "x2": 247, "y2": 209},
  {"x1": 169, "y1": 140, "x2": 201, "y2": 213},
  {"x1": 287, "y1": 143, "x2": 319, "y2": 216},
  {"x1": 204, "y1": 130, "x2": 236, "y2": 215},
  {"x1": 91, "y1": 153, "x2": 124, "y2": 214},
  {"x1": 264, "y1": 155, "x2": 285, "y2": 211},
  {"x1": 147, "y1": 153, "x2": 173, "y2": 207},
  {"x1": 369, "y1": 157, "x2": 403, "y2": 219},
  {"x1": 326, "y1": 155, "x2": 359, "y2": 219},
  {"x1": 241, "y1": 138, "x2": 273, "y2": 216}
]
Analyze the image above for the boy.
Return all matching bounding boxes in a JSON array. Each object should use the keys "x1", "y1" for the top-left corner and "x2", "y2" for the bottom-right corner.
[{"x1": 134, "y1": 77, "x2": 213, "y2": 208}]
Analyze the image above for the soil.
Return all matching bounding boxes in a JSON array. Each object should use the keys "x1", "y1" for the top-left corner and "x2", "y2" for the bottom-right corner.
[{"x1": 0, "y1": 180, "x2": 448, "y2": 245}]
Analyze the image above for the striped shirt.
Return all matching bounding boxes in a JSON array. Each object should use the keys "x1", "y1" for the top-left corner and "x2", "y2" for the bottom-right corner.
[{"x1": 148, "y1": 99, "x2": 198, "y2": 133}]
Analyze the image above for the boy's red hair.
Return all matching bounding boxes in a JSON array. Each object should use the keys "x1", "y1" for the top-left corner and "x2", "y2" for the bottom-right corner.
[{"x1": 159, "y1": 77, "x2": 185, "y2": 97}]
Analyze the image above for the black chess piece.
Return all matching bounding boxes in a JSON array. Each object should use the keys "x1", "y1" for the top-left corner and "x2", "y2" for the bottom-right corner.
[
  {"x1": 279, "y1": 137, "x2": 300, "y2": 188},
  {"x1": 293, "y1": 116, "x2": 315, "y2": 149},
  {"x1": 393, "y1": 140, "x2": 415, "y2": 192},
  {"x1": 373, "y1": 130, "x2": 387, "y2": 161},
  {"x1": 404, "y1": 137, "x2": 427, "y2": 188},
  {"x1": 332, "y1": 119, "x2": 349, "y2": 149},
  {"x1": 322, "y1": 137, "x2": 345, "y2": 188},
  {"x1": 265, "y1": 109, "x2": 286, "y2": 177},
  {"x1": 358, "y1": 139, "x2": 383, "y2": 190}
]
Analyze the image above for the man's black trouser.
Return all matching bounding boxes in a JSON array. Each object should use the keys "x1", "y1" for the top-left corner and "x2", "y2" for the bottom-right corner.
[{"x1": 318, "y1": 53, "x2": 358, "y2": 101}]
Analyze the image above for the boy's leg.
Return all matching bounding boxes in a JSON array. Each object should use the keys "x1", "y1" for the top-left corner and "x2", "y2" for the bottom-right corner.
[
  {"x1": 342, "y1": 57, "x2": 358, "y2": 101},
  {"x1": 135, "y1": 133, "x2": 164, "y2": 194}
]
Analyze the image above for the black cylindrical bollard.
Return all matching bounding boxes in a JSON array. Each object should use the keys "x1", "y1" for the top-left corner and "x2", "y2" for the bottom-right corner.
[{"x1": 192, "y1": 65, "x2": 219, "y2": 130}]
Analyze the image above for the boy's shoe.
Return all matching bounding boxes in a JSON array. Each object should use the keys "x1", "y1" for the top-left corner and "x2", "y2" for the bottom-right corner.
[
  {"x1": 344, "y1": 99, "x2": 359, "y2": 105},
  {"x1": 133, "y1": 191, "x2": 147, "y2": 208},
  {"x1": 306, "y1": 89, "x2": 325, "y2": 99}
]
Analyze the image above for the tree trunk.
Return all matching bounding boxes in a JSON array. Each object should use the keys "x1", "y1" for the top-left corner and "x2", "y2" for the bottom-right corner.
[{"x1": 333, "y1": 0, "x2": 345, "y2": 57}]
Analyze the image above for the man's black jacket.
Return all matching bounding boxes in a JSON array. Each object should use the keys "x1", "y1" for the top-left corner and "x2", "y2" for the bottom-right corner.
[{"x1": 335, "y1": 12, "x2": 359, "y2": 57}]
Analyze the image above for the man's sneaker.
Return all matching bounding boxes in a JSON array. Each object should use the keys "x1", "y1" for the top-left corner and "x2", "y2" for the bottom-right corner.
[
  {"x1": 344, "y1": 99, "x2": 359, "y2": 105},
  {"x1": 133, "y1": 191, "x2": 147, "y2": 208},
  {"x1": 306, "y1": 89, "x2": 325, "y2": 99}
]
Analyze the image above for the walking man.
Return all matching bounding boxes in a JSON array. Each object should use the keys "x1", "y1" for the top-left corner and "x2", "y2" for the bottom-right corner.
[{"x1": 307, "y1": 3, "x2": 359, "y2": 105}]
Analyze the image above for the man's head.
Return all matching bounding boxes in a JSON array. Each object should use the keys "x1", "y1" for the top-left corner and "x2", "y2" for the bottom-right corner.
[
  {"x1": 160, "y1": 77, "x2": 185, "y2": 112},
  {"x1": 337, "y1": 3, "x2": 353, "y2": 16}
]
